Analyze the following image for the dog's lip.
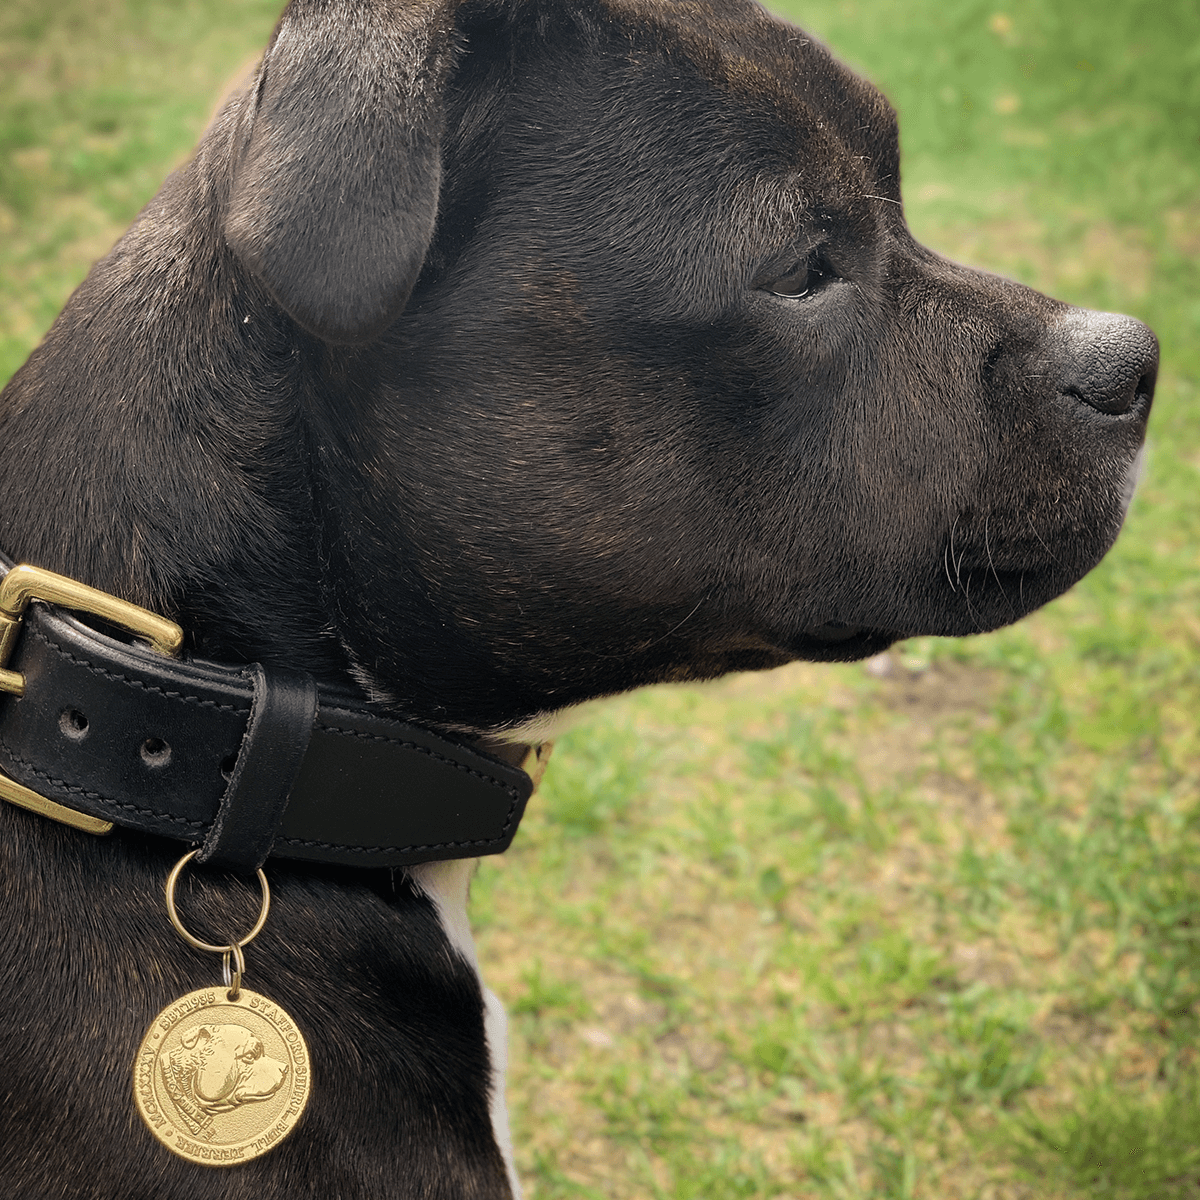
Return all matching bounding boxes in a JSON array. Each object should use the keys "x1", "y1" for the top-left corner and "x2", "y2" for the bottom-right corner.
[
  {"x1": 785, "y1": 624, "x2": 903, "y2": 663},
  {"x1": 804, "y1": 621, "x2": 864, "y2": 642}
]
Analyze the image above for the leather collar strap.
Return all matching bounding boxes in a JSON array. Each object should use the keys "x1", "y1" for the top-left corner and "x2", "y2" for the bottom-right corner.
[{"x1": 0, "y1": 562, "x2": 541, "y2": 872}]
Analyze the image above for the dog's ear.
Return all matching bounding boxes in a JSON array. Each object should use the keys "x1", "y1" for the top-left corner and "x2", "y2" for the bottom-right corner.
[
  {"x1": 223, "y1": 0, "x2": 458, "y2": 344},
  {"x1": 180, "y1": 1026, "x2": 213, "y2": 1050}
]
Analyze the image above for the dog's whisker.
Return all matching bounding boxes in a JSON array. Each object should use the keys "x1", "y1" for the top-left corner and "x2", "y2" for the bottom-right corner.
[
  {"x1": 984, "y1": 515, "x2": 1017, "y2": 618},
  {"x1": 942, "y1": 543, "x2": 957, "y2": 593},
  {"x1": 949, "y1": 515, "x2": 967, "y2": 588},
  {"x1": 646, "y1": 597, "x2": 708, "y2": 649},
  {"x1": 959, "y1": 571, "x2": 987, "y2": 633},
  {"x1": 1024, "y1": 510, "x2": 1060, "y2": 564}
]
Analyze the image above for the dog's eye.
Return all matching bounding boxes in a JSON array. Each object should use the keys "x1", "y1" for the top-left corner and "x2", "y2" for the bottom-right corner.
[
  {"x1": 766, "y1": 263, "x2": 814, "y2": 298},
  {"x1": 758, "y1": 255, "x2": 833, "y2": 300}
]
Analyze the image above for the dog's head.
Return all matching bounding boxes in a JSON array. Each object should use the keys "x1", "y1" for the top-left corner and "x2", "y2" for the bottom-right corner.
[
  {"x1": 1, "y1": 0, "x2": 1156, "y2": 731},
  {"x1": 167, "y1": 1024, "x2": 288, "y2": 1114}
]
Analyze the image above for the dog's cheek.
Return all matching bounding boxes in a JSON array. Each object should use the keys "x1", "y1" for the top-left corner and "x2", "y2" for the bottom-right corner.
[{"x1": 195, "y1": 1057, "x2": 243, "y2": 1105}]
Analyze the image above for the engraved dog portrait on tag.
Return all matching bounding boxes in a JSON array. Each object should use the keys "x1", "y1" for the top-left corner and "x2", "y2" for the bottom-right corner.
[
  {"x1": 134, "y1": 989, "x2": 311, "y2": 1165},
  {"x1": 163, "y1": 1023, "x2": 289, "y2": 1134}
]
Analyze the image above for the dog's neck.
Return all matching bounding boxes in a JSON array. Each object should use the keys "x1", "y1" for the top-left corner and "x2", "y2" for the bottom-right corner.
[{"x1": 0, "y1": 552, "x2": 533, "y2": 1195}]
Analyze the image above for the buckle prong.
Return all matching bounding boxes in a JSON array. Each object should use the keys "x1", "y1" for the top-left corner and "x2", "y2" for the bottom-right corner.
[{"x1": 0, "y1": 563, "x2": 185, "y2": 835}]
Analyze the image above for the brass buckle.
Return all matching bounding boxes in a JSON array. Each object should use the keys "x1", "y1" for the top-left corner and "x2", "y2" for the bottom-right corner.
[{"x1": 0, "y1": 564, "x2": 185, "y2": 835}]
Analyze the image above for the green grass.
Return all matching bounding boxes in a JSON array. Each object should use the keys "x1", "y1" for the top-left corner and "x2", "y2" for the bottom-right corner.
[
  {"x1": 4, "y1": 0, "x2": 1200, "y2": 1196},
  {"x1": 0, "y1": 0, "x2": 280, "y2": 376}
]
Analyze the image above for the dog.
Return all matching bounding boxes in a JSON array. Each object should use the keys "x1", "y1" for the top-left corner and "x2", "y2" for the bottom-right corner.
[
  {"x1": 165, "y1": 1025, "x2": 290, "y2": 1122},
  {"x1": 0, "y1": 0, "x2": 1156, "y2": 1195}
]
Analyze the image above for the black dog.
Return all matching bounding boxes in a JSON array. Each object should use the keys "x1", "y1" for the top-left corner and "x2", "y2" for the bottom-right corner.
[{"x1": 0, "y1": 0, "x2": 1156, "y2": 1195}]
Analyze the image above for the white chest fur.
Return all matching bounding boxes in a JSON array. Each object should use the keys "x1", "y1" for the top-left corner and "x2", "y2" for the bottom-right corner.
[{"x1": 408, "y1": 859, "x2": 521, "y2": 1199}]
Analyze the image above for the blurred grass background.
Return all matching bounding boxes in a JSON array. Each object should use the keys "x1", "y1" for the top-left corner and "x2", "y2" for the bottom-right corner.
[{"x1": 2, "y1": 0, "x2": 1198, "y2": 1196}]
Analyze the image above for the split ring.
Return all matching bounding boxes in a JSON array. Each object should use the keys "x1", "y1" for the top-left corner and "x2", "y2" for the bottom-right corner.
[
  {"x1": 222, "y1": 942, "x2": 246, "y2": 999},
  {"x1": 165, "y1": 849, "x2": 270, "y2": 954}
]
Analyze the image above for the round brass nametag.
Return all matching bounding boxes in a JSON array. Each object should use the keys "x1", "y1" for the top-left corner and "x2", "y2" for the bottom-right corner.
[{"x1": 133, "y1": 987, "x2": 311, "y2": 1165}]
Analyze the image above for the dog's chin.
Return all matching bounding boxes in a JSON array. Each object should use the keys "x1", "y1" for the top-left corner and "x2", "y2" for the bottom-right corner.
[
  {"x1": 791, "y1": 625, "x2": 901, "y2": 661},
  {"x1": 792, "y1": 588, "x2": 1046, "y2": 659},
  {"x1": 789, "y1": 575, "x2": 1067, "y2": 659},
  {"x1": 790, "y1": 567, "x2": 1094, "y2": 660}
]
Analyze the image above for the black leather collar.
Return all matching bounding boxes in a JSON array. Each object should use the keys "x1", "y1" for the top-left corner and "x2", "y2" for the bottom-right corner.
[{"x1": 0, "y1": 558, "x2": 542, "y2": 872}]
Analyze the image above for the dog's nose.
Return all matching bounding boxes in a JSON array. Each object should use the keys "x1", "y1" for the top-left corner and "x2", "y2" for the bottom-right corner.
[{"x1": 1052, "y1": 309, "x2": 1159, "y2": 416}]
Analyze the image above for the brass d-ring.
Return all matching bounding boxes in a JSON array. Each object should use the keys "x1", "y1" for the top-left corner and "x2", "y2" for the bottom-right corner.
[{"x1": 165, "y1": 850, "x2": 270, "y2": 954}]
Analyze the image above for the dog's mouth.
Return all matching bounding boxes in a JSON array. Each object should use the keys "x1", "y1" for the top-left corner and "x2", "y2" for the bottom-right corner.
[
  {"x1": 792, "y1": 554, "x2": 1088, "y2": 659},
  {"x1": 792, "y1": 623, "x2": 899, "y2": 661},
  {"x1": 805, "y1": 621, "x2": 863, "y2": 642}
]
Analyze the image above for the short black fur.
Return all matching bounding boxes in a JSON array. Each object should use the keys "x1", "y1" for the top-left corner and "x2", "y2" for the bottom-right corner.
[{"x1": 0, "y1": 0, "x2": 1156, "y2": 1194}]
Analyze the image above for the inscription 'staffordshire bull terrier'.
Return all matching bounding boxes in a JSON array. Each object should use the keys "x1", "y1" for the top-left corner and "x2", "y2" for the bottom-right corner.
[{"x1": 0, "y1": 0, "x2": 1156, "y2": 1195}]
